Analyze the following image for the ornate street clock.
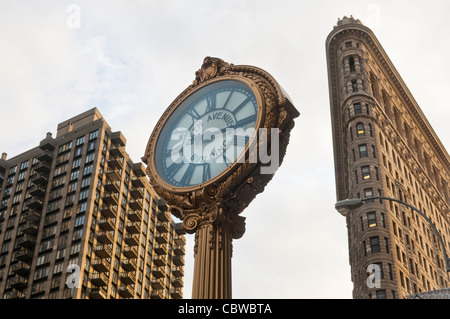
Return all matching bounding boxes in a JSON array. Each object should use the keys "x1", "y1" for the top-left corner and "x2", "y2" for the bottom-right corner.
[{"x1": 142, "y1": 57, "x2": 299, "y2": 298}]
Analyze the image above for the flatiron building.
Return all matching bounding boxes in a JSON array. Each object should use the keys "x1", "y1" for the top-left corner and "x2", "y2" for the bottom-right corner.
[{"x1": 326, "y1": 16, "x2": 450, "y2": 298}]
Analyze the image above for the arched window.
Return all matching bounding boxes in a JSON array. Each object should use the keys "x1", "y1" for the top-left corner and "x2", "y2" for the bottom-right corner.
[{"x1": 356, "y1": 123, "x2": 365, "y2": 136}]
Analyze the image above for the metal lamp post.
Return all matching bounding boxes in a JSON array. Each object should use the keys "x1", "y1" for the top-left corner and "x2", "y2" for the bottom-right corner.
[{"x1": 335, "y1": 196, "x2": 450, "y2": 273}]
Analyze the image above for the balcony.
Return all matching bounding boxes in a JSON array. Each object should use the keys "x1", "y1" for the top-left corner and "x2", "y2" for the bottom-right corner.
[
  {"x1": 172, "y1": 255, "x2": 184, "y2": 267},
  {"x1": 126, "y1": 222, "x2": 140, "y2": 234},
  {"x1": 171, "y1": 266, "x2": 184, "y2": 278},
  {"x1": 10, "y1": 274, "x2": 28, "y2": 290},
  {"x1": 132, "y1": 162, "x2": 146, "y2": 177},
  {"x1": 172, "y1": 277, "x2": 183, "y2": 288},
  {"x1": 121, "y1": 259, "x2": 137, "y2": 272},
  {"x1": 152, "y1": 267, "x2": 166, "y2": 278},
  {"x1": 89, "y1": 287, "x2": 107, "y2": 299},
  {"x1": 94, "y1": 244, "x2": 112, "y2": 258},
  {"x1": 104, "y1": 181, "x2": 120, "y2": 193},
  {"x1": 131, "y1": 176, "x2": 145, "y2": 188},
  {"x1": 92, "y1": 258, "x2": 110, "y2": 273},
  {"x1": 106, "y1": 168, "x2": 121, "y2": 182},
  {"x1": 157, "y1": 210, "x2": 170, "y2": 222},
  {"x1": 174, "y1": 234, "x2": 186, "y2": 246},
  {"x1": 118, "y1": 285, "x2": 134, "y2": 298},
  {"x1": 151, "y1": 278, "x2": 165, "y2": 290},
  {"x1": 16, "y1": 247, "x2": 33, "y2": 262},
  {"x1": 22, "y1": 222, "x2": 39, "y2": 235},
  {"x1": 171, "y1": 288, "x2": 183, "y2": 299},
  {"x1": 175, "y1": 223, "x2": 186, "y2": 235},
  {"x1": 34, "y1": 161, "x2": 51, "y2": 174},
  {"x1": 123, "y1": 246, "x2": 138, "y2": 259},
  {"x1": 4, "y1": 289, "x2": 25, "y2": 299},
  {"x1": 31, "y1": 172, "x2": 48, "y2": 185},
  {"x1": 174, "y1": 245, "x2": 185, "y2": 256},
  {"x1": 109, "y1": 145, "x2": 125, "y2": 158},
  {"x1": 130, "y1": 187, "x2": 144, "y2": 199},
  {"x1": 151, "y1": 290, "x2": 164, "y2": 299},
  {"x1": 37, "y1": 150, "x2": 53, "y2": 163},
  {"x1": 29, "y1": 184, "x2": 46, "y2": 197},
  {"x1": 129, "y1": 198, "x2": 143, "y2": 210},
  {"x1": 98, "y1": 218, "x2": 115, "y2": 231},
  {"x1": 110, "y1": 131, "x2": 126, "y2": 147},
  {"x1": 96, "y1": 231, "x2": 114, "y2": 245},
  {"x1": 127, "y1": 210, "x2": 141, "y2": 222},
  {"x1": 107, "y1": 156, "x2": 124, "y2": 169},
  {"x1": 156, "y1": 221, "x2": 169, "y2": 233},
  {"x1": 101, "y1": 205, "x2": 118, "y2": 218},
  {"x1": 120, "y1": 272, "x2": 136, "y2": 285},
  {"x1": 124, "y1": 233, "x2": 139, "y2": 246},
  {"x1": 91, "y1": 273, "x2": 108, "y2": 287},
  {"x1": 11, "y1": 262, "x2": 31, "y2": 276},
  {"x1": 103, "y1": 192, "x2": 119, "y2": 206},
  {"x1": 155, "y1": 233, "x2": 168, "y2": 244},
  {"x1": 153, "y1": 256, "x2": 166, "y2": 267},
  {"x1": 154, "y1": 243, "x2": 168, "y2": 255},
  {"x1": 23, "y1": 210, "x2": 41, "y2": 223},
  {"x1": 27, "y1": 197, "x2": 44, "y2": 210},
  {"x1": 16, "y1": 234, "x2": 36, "y2": 248}
]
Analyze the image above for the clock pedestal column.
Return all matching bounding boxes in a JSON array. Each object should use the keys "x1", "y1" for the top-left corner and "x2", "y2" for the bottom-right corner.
[{"x1": 182, "y1": 204, "x2": 245, "y2": 299}]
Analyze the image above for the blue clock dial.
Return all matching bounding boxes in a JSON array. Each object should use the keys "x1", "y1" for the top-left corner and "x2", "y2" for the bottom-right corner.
[{"x1": 155, "y1": 80, "x2": 258, "y2": 188}]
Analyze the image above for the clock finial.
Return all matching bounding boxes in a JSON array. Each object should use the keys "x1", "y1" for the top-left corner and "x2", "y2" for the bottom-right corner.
[{"x1": 193, "y1": 56, "x2": 231, "y2": 85}]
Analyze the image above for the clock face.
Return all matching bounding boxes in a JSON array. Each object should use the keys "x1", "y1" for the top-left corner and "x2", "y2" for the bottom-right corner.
[{"x1": 154, "y1": 79, "x2": 259, "y2": 188}]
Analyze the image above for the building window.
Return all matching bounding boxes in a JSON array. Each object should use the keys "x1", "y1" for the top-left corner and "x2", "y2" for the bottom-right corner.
[
  {"x1": 367, "y1": 212, "x2": 377, "y2": 227},
  {"x1": 356, "y1": 122, "x2": 365, "y2": 136},
  {"x1": 352, "y1": 80, "x2": 358, "y2": 92},
  {"x1": 353, "y1": 103, "x2": 362, "y2": 115},
  {"x1": 376, "y1": 290, "x2": 386, "y2": 299},
  {"x1": 89, "y1": 130, "x2": 98, "y2": 140},
  {"x1": 74, "y1": 146, "x2": 83, "y2": 158},
  {"x1": 361, "y1": 166, "x2": 371, "y2": 180},
  {"x1": 76, "y1": 136, "x2": 85, "y2": 146},
  {"x1": 345, "y1": 41, "x2": 352, "y2": 48},
  {"x1": 370, "y1": 236, "x2": 381, "y2": 253},
  {"x1": 9, "y1": 165, "x2": 17, "y2": 175},
  {"x1": 381, "y1": 213, "x2": 386, "y2": 228},
  {"x1": 87, "y1": 141, "x2": 96, "y2": 152},
  {"x1": 20, "y1": 161, "x2": 29, "y2": 171},
  {"x1": 364, "y1": 188, "x2": 373, "y2": 202},
  {"x1": 349, "y1": 56, "x2": 355, "y2": 72},
  {"x1": 58, "y1": 141, "x2": 72, "y2": 154},
  {"x1": 359, "y1": 144, "x2": 368, "y2": 157}
]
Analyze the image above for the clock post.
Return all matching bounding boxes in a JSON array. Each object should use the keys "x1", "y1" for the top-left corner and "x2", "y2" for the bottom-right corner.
[{"x1": 143, "y1": 57, "x2": 299, "y2": 299}]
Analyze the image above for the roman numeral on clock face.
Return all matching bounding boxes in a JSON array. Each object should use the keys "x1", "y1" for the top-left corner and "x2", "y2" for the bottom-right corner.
[
  {"x1": 205, "y1": 93, "x2": 217, "y2": 112},
  {"x1": 202, "y1": 163, "x2": 211, "y2": 181},
  {"x1": 179, "y1": 163, "x2": 195, "y2": 186}
]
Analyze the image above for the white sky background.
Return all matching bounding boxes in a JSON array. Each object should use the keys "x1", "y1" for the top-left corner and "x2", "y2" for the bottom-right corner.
[{"x1": 1, "y1": 0, "x2": 449, "y2": 299}]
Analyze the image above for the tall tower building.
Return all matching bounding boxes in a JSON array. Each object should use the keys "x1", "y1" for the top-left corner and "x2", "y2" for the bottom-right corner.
[
  {"x1": 0, "y1": 108, "x2": 185, "y2": 299},
  {"x1": 326, "y1": 17, "x2": 450, "y2": 298}
]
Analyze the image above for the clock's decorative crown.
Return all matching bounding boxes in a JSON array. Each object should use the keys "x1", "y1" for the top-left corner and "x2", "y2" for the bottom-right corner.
[{"x1": 193, "y1": 57, "x2": 232, "y2": 85}]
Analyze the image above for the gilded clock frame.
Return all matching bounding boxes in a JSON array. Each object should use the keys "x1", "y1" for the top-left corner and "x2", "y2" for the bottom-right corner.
[{"x1": 143, "y1": 57, "x2": 299, "y2": 229}]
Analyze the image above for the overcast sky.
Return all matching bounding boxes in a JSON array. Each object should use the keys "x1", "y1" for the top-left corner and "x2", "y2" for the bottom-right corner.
[{"x1": 1, "y1": 1, "x2": 449, "y2": 299}]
